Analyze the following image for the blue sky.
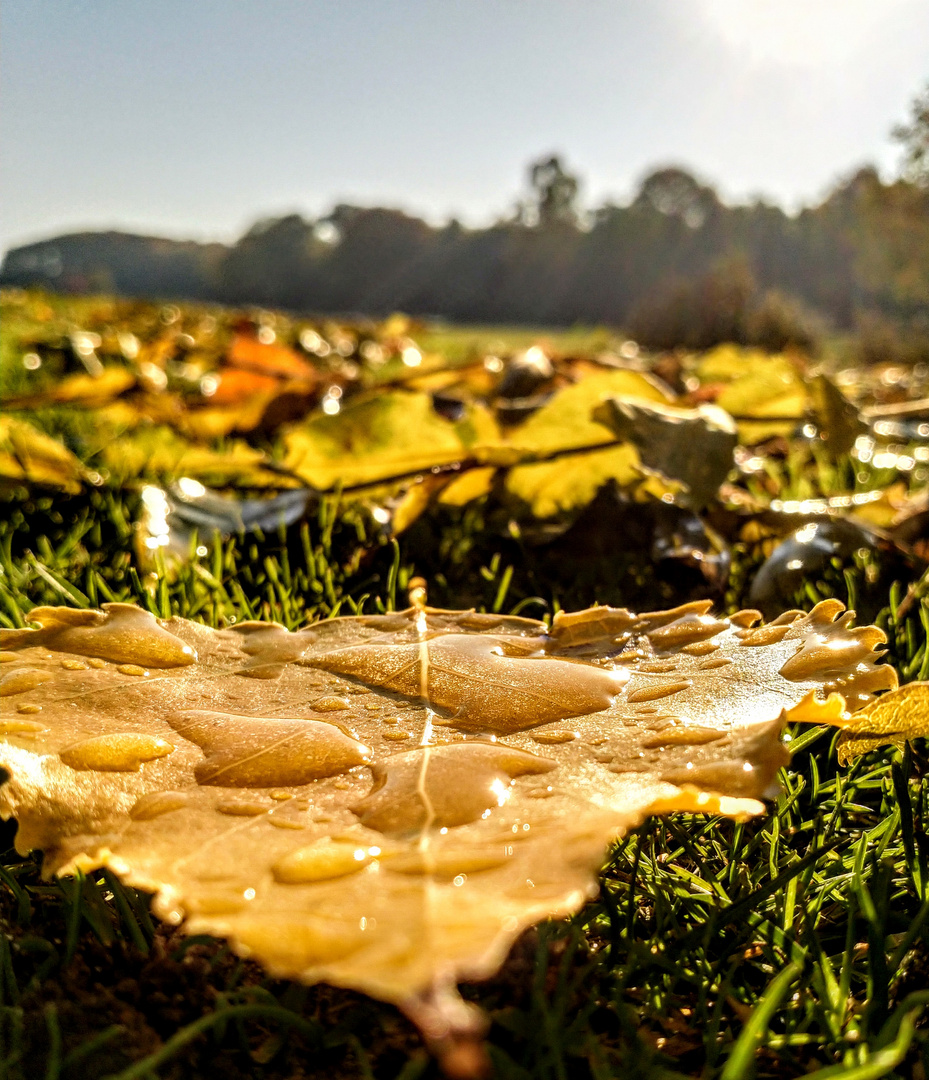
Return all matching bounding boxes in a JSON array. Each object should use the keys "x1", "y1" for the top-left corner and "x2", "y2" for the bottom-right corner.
[{"x1": 3, "y1": 0, "x2": 928, "y2": 253}]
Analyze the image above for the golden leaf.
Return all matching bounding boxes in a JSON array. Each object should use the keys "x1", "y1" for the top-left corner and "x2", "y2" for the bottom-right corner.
[
  {"x1": 283, "y1": 390, "x2": 489, "y2": 490},
  {"x1": 833, "y1": 682, "x2": 929, "y2": 765},
  {"x1": 0, "y1": 597, "x2": 894, "y2": 1061},
  {"x1": 695, "y1": 345, "x2": 808, "y2": 442},
  {"x1": 505, "y1": 370, "x2": 671, "y2": 516},
  {"x1": 281, "y1": 373, "x2": 675, "y2": 518}
]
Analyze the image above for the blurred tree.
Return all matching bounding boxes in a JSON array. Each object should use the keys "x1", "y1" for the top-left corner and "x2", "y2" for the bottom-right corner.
[
  {"x1": 220, "y1": 214, "x2": 317, "y2": 308},
  {"x1": 527, "y1": 155, "x2": 581, "y2": 227},
  {"x1": 893, "y1": 82, "x2": 929, "y2": 188},
  {"x1": 633, "y1": 167, "x2": 720, "y2": 228}
]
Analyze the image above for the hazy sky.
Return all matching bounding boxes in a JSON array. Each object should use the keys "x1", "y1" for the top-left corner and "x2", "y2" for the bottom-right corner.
[{"x1": 3, "y1": 0, "x2": 929, "y2": 253}]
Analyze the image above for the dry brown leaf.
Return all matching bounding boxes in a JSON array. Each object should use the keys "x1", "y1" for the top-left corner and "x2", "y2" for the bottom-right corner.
[{"x1": 0, "y1": 596, "x2": 895, "y2": 1066}]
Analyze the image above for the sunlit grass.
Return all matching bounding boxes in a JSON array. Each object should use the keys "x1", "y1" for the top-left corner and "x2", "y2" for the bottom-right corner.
[{"x1": 2, "y1": 474, "x2": 929, "y2": 1078}]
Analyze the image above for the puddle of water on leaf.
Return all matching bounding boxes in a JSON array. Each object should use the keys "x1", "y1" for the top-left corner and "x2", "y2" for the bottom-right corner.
[
  {"x1": 3, "y1": 604, "x2": 197, "y2": 668},
  {"x1": 171, "y1": 710, "x2": 370, "y2": 787}
]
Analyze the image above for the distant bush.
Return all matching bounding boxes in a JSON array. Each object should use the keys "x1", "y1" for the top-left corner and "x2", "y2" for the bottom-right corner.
[
  {"x1": 855, "y1": 309, "x2": 929, "y2": 367},
  {"x1": 745, "y1": 289, "x2": 824, "y2": 354},
  {"x1": 626, "y1": 259, "x2": 822, "y2": 354},
  {"x1": 626, "y1": 259, "x2": 752, "y2": 351}
]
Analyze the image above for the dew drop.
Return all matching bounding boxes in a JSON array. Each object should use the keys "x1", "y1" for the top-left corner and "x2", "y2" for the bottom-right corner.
[
  {"x1": 647, "y1": 615, "x2": 729, "y2": 650},
  {"x1": 130, "y1": 791, "x2": 189, "y2": 820},
  {"x1": 0, "y1": 654, "x2": 17, "y2": 665},
  {"x1": 117, "y1": 664, "x2": 148, "y2": 677},
  {"x1": 60, "y1": 658, "x2": 88, "y2": 671},
  {"x1": 698, "y1": 657, "x2": 734, "y2": 670},
  {"x1": 267, "y1": 816, "x2": 307, "y2": 830},
  {"x1": 268, "y1": 789, "x2": 294, "y2": 800},
  {"x1": 16, "y1": 704, "x2": 42, "y2": 715},
  {"x1": 682, "y1": 641, "x2": 720, "y2": 656},
  {"x1": 642, "y1": 726, "x2": 728, "y2": 749},
  {"x1": 0, "y1": 719, "x2": 46, "y2": 736},
  {"x1": 778, "y1": 633, "x2": 883, "y2": 682},
  {"x1": 729, "y1": 609, "x2": 762, "y2": 628},
  {"x1": 312, "y1": 696, "x2": 352, "y2": 712},
  {"x1": 526, "y1": 786, "x2": 555, "y2": 798},
  {"x1": 186, "y1": 894, "x2": 250, "y2": 915},
  {"x1": 382, "y1": 730, "x2": 412, "y2": 741},
  {"x1": 60, "y1": 733, "x2": 174, "y2": 772},
  {"x1": 530, "y1": 730, "x2": 577, "y2": 745},
  {"x1": 231, "y1": 622, "x2": 313, "y2": 667},
  {"x1": 627, "y1": 680, "x2": 693, "y2": 703},
  {"x1": 0, "y1": 669, "x2": 53, "y2": 696},
  {"x1": 352, "y1": 743, "x2": 555, "y2": 835},
  {"x1": 737, "y1": 624, "x2": 792, "y2": 647},
  {"x1": 273, "y1": 839, "x2": 374, "y2": 883},
  {"x1": 17, "y1": 603, "x2": 196, "y2": 667},
  {"x1": 87, "y1": 658, "x2": 107, "y2": 669}
]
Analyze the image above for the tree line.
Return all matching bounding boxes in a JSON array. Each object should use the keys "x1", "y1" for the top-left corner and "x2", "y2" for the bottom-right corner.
[{"x1": 4, "y1": 86, "x2": 929, "y2": 356}]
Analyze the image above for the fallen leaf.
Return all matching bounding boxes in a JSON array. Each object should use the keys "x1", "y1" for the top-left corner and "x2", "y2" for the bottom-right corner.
[
  {"x1": 830, "y1": 682, "x2": 929, "y2": 764},
  {"x1": 0, "y1": 417, "x2": 86, "y2": 494},
  {"x1": 226, "y1": 333, "x2": 317, "y2": 380},
  {"x1": 99, "y1": 426, "x2": 292, "y2": 489},
  {"x1": 283, "y1": 390, "x2": 492, "y2": 490},
  {"x1": 695, "y1": 345, "x2": 808, "y2": 442},
  {"x1": 593, "y1": 397, "x2": 737, "y2": 509},
  {"x1": 0, "y1": 597, "x2": 894, "y2": 1065},
  {"x1": 809, "y1": 373, "x2": 868, "y2": 456},
  {"x1": 505, "y1": 370, "x2": 672, "y2": 516},
  {"x1": 6, "y1": 367, "x2": 137, "y2": 409}
]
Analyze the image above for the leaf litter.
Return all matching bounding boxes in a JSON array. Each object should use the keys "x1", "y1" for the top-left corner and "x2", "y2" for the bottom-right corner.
[{"x1": 0, "y1": 585, "x2": 905, "y2": 1073}]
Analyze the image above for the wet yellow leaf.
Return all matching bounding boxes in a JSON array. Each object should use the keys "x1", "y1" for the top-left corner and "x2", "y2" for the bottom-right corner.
[
  {"x1": 282, "y1": 373, "x2": 678, "y2": 517},
  {"x1": 0, "y1": 596, "x2": 893, "y2": 1059}
]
